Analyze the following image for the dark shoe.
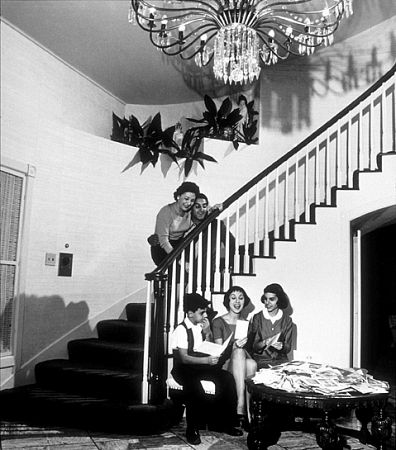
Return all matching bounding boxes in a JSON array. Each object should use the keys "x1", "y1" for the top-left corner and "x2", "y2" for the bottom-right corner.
[
  {"x1": 224, "y1": 426, "x2": 243, "y2": 436},
  {"x1": 186, "y1": 428, "x2": 201, "y2": 445},
  {"x1": 236, "y1": 414, "x2": 250, "y2": 432}
]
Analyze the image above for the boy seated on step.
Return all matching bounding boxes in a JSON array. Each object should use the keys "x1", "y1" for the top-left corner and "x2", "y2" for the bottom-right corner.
[{"x1": 171, "y1": 293, "x2": 243, "y2": 445}]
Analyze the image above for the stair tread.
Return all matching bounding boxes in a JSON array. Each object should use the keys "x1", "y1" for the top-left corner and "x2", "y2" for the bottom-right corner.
[
  {"x1": 98, "y1": 319, "x2": 144, "y2": 327},
  {"x1": 36, "y1": 359, "x2": 142, "y2": 377},
  {"x1": 69, "y1": 338, "x2": 143, "y2": 350},
  {"x1": 0, "y1": 385, "x2": 175, "y2": 434}
]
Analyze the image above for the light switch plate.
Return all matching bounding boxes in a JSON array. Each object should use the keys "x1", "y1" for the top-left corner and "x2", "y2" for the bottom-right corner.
[{"x1": 45, "y1": 253, "x2": 56, "y2": 266}]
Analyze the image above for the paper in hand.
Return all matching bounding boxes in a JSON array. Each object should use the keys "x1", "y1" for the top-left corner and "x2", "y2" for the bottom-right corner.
[
  {"x1": 265, "y1": 332, "x2": 281, "y2": 348},
  {"x1": 197, "y1": 333, "x2": 233, "y2": 356},
  {"x1": 234, "y1": 320, "x2": 249, "y2": 340}
]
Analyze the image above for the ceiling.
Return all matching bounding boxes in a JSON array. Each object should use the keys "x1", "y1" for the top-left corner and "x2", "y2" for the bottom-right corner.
[{"x1": 1, "y1": 0, "x2": 395, "y2": 105}]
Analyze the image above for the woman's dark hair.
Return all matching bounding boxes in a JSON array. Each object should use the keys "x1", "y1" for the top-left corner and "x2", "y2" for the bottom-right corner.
[
  {"x1": 223, "y1": 285, "x2": 251, "y2": 310},
  {"x1": 173, "y1": 182, "x2": 200, "y2": 200},
  {"x1": 261, "y1": 283, "x2": 289, "y2": 310}
]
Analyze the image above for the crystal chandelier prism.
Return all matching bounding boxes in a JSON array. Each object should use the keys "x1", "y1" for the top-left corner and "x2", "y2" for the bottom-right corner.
[{"x1": 129, "y1": 0, "x2": 353, "y2": 85}]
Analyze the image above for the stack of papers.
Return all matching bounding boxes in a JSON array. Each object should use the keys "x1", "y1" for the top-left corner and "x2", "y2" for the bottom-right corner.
[{"x1": 251, "y1": 361, "x2": 390, "y2": 396}]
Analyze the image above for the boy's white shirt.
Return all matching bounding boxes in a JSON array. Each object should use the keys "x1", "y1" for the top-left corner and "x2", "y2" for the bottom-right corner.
[{"x1": 171, "y1": 316, "x2": 204, "y2": 351}]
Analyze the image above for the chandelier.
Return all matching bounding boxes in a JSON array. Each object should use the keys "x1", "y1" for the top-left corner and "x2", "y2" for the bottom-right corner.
[{"x1": 129, "y1": 0, "x2": 353, "y2": 85}]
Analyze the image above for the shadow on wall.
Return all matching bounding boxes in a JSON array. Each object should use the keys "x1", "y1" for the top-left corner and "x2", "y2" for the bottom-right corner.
[
  {"x1": 259, "y1": 30, "x2": 395, "y2": 135},
  {"x1": 11, "y1": 295, "x2": 95, "y2": 385}
]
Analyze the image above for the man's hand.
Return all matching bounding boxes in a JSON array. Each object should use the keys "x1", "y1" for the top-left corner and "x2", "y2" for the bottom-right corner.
[
  {"x1": 208, "y1": 203, "x2": 223, "y2": 214},
  {"x1": 201, "y1": 318, "x2": 212, "y2": 340},
  {"x1": 147, "y1": 234, "x2": 159, "y2": 246}
]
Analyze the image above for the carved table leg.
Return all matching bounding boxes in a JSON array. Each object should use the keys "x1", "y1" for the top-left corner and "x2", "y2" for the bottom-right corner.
[
  {"x1": 316, "y1": 411, "x2": 345, "y2": 450},
  {"x1": 371, "y1": 408, "x2": 392, "y2": 450},
  {"x1": 355, "y1": 405, "x2": 374, "y2": 444},
  {"x1": 247, "y1": 398, "x2": 281, "y2": 450}
]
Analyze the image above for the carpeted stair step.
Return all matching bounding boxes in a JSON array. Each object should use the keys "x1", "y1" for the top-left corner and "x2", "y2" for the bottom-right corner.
[
  {"x1": 125, "y1": 303, "x2": 147, "y2": 323},
  {"x1": 97, "y1": 319, "x2": 145, "y2": 344},
  {"x1": 0, "y1": 385, "x2": 176, "y2": 434},
  {"x1": 68, "y1": 339, "x2": 143, "y2": 370},
  {"x1": 35, "y1": 359, "x2": 142, "y2": 403}
]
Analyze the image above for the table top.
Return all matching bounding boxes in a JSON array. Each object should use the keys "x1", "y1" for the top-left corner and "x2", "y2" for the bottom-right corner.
[{"x1": 246, "y1": 377, "x2": 390, "y2": 411}]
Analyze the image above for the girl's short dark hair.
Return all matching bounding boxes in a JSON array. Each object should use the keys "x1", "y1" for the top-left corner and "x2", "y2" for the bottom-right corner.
[
  {"x1": 261, "y1": 283, "x2": 289, "y2": 310},
  {"x1": 223, "y1": 285, "x2": 251, "y2": 310},
  {"x1": 173, "y1": 182, "x2": 200, "y2": 200}
]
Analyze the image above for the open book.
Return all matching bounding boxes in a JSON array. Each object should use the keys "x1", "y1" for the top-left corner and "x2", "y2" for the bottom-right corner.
[{"x1": 196, "y1": 333, "x2": 233, "y2": 357}]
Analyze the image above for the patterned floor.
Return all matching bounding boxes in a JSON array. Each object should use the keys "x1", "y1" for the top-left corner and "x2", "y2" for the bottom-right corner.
[{"x1": 1, "y1": 411, "x2": 394, "y2": 450}]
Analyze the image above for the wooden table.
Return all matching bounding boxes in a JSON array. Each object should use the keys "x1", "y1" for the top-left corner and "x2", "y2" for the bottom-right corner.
[{"x1": 246, "y1": 378, "x2": 392, "y2": 450}]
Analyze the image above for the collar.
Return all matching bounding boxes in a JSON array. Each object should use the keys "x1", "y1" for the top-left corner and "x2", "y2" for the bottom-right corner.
[
  {"x1": 262, "y1": 308, "x2": 283, "y2": 323},
  {"x1": 184, "y1": 316, "x2": 201, "y2": 330}
]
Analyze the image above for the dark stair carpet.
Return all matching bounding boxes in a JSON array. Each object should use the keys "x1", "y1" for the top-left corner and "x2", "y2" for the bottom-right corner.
[
  {"x1": 0, "y1": 303, "x2": 178, "y2": 434},
  {"x1": 35, "y1": 359, "x2": 142, "y2": 402},
  {"x1": 68, "y1": 338, "x2": 144, "y2": 370},
  {"x1": 0, "y1": 385, "x2": 174, "y2": 434}
]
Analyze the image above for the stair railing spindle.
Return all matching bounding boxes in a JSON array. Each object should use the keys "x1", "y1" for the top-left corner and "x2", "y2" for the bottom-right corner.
[
  {"x1": 224, "y1": 211, "x2": 231, "y2": 291},
  {"x1": 368, "y1": 93, "x2": 374, "y2": 170},
  {"x1": 384, "y1": 77, "x2": 396, "y2": 152},
  {"x1": 284, "y1": 160, "x2": 289, "y2": 239},
  {"x1": 294, "y1": 156, "x2": 299, "y2": 223},
  {"x1": 254, "y1": 183, "x2": 260, "y2": 253},
  {"x1": 315, "y1": 138, "x2": 320, "y2": 204},
  {"x1": 336, "y1": 119, "x2": 341, "y2": 188},
  {"x1": 244, "y1": 191, "x2": 250, "y2": 271},
  {"x1": 187, "y1": 242, "x2": 193, "y2": 293},
  {"x1": 274, "y1": 168, "x2": 279, "y2": 238},
  {"x1": 347, "y1": 111, "x2": 352, "y2": 188},
  {"x1": 234, "y1": 199, "x2": 240, "y2": 272},
  {"x1": 203, "y1": 222, "x2": 212, "y2": 297},
  {"x1": 214, "y1": 219, "x2": 222, "y2": 290},
  {"x1": 305, "y1": 147, "x2": 310, "y2": 222},
  {"x1": 178, "y1": 252, "x2": 186, "y2": 323},
  {"x1": 326, "y1": 129, "x2": 331, "y2": 204},
  {"x1": 381, "y1": 75, "x2": 395, "y2": 153},
  {"x1": 196, "y1": 233, "x2": 203, "y2": 294},
  {"x1": 169, "y1": 262, "x2": 177, "y2": 336},
  {"x1": 264, "y1": 176, "x2": 270, "y2": 256},
  {"x1": 142, "y1": 280, "x2": 152, "y2": 403},
  {"x1": 358, "y1": 106, "x2": 363, "y2": 171}
]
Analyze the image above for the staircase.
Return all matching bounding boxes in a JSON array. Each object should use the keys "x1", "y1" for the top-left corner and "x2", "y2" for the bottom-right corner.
[
  {"x1": 1, "y1": 64, "x2": 395, "y2": 432},
  {"x1": 144, "y1": 64, "x2": 396, "y2": 399},
  {"x1": 0, "y1": 303, "x2": 174, "y2": 433}
]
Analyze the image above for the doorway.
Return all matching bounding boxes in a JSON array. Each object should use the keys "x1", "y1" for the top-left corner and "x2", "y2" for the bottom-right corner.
[{"x1": 360, "y1": 222, "x2": 396, "y2": 385}]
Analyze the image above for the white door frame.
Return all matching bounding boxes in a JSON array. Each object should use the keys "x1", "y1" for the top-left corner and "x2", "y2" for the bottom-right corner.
[{"x1": 352, "y1": 228, "x2": 361, "y2": 368}]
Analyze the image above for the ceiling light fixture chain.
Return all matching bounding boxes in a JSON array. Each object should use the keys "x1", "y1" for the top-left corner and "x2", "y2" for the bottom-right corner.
[{"x1": 129, "y1": 0, "x2": 353, "y2": 85}]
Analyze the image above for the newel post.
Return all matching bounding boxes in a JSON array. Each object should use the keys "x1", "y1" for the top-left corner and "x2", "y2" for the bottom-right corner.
[{"x1": 149, "y1": 272, "x2": 168, "y2": 404}]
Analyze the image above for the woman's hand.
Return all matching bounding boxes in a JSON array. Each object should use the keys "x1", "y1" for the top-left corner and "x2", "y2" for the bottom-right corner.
[
  {"x1": 270, "y1": 341, "x2": 283, "y2": 351},
  {"x1": 235, "y1": 337, "x2": 247, "y2": 348},
  {"x1": 207, "y1": 356, "x2": 219, "y2": 365}
]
